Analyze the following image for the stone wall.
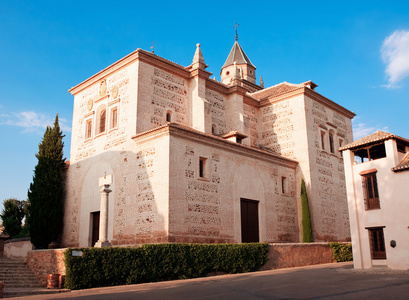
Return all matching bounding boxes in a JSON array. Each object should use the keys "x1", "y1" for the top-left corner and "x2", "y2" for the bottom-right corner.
[
  {"x1": 261, "y1": 243, "x2": 334, "y2": 270},
  {"x1": 25, "y1": 243, "x2": 335, "y2": 287},
  {"x1": 168, "y1": 126, "x2": 298, "y2": 243},
  {"x1": 26, "y1": 249, "x2": 66, "y2": 287},
  {"x1": 206, "y1": 89, "x2": 227, "y2": 135},
  {"x1": 304, "y1": 97, "x2": 352, "y2": 241},
  {"x1": 4, "y1": 238, "x2": 34, "y2": 258},
  {"x1": 138, "y1": 62, "x2": 189, "y2": 133}
]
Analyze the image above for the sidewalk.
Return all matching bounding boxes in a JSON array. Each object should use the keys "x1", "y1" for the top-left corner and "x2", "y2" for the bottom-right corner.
[{"x1": 13, "y1": 262, "x2": 409, "y2": 299}]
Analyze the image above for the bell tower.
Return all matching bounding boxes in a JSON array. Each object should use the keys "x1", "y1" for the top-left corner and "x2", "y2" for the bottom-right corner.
[{"x1": 220, "y1": 24, "x2": 256, "y2": 85}]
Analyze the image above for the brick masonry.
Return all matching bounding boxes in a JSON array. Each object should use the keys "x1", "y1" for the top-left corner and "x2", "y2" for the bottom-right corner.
[
  {"x1": 26, "y1": 249, "x2": 66, "y2": 287},
  {"x1": 25, "y1": 243, "x2": 336, "y2": 287},
  {"x1": 62, "y1": 45, "x2": 355, "y2": 248}
]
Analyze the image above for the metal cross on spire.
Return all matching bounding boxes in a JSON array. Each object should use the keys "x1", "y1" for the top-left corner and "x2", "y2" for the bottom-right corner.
[{"x1": 234, "y1": 20, "x2": 239, "y2": 41}]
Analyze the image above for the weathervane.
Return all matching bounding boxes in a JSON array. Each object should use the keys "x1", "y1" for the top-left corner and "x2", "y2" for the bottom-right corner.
[
  {"x1": 234, "y1": 20, "x2": 239, "y2": 41},
  {"x1": 150, "y1": 41, "x2": 155, "y2": 54}
]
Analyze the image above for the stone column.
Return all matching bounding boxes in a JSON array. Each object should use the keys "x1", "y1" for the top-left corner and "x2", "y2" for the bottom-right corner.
[{"x1": 95, "y1": 174, "x2": 113, "y2": 248}]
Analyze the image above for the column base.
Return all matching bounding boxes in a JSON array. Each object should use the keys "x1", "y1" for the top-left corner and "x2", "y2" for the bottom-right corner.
[{"x1": 94, "y1": 241, "x2": 112, "y2": 248}]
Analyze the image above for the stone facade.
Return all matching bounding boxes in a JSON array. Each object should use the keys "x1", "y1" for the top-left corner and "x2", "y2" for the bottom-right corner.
[{"x1": 61, "y1": 42, "x2": 354, "y2": 247}]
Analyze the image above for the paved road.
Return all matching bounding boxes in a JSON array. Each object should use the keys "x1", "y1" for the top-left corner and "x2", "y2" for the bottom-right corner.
[{"x1": 17, "y1": 262, "x2": 409, "y2": 299}]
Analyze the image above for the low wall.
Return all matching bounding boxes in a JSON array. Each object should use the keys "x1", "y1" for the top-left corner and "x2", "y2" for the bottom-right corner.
[
  {"x1": 25, "y1": 243, "x2": 336, "y2": 287},
  {"x1": 4, "y1": 237, "x2": 34, "y2": 258},
  {"x1": 261, "y1": 243, "x2": 334, "y2": 270},
  {"x1": 26, "y1": 249, "x2": 66, "y2": 286}
]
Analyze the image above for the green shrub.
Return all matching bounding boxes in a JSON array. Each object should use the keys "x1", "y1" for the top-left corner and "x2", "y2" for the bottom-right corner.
[
  {"x1": 64, "y1": 243, "x2": 268, "y2": 290},
  {"x1": 329, "y1": 242, "x2": 353, "y2": 262}
]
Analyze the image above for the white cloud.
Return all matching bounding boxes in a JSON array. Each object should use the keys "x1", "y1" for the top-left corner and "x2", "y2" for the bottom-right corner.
[
  {"x1": 0, "y1": 111, "x2": 71, "y2": 133},
  {"x1": 381, "y1": 30, "x2": 409, "y2": 88},
  {"x1": 352, "y1": 121, "x2": 388, "y2": 140}
]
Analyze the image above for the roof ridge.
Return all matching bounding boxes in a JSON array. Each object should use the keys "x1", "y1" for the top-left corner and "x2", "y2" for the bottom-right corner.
[
  {"x1": 340, "y1": 130, "x2": 409, "y2": 151},
  {"x1": 250, "y1": 81, "x2": 292, "y2": 95}
]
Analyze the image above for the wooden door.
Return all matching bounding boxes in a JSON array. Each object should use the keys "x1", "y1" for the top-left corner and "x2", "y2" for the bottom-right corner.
[
  {"x1": 240, "y1": 199, "x2": 259, "y2": 243},
  {"x1": 91, "y1": 212, "x2": 100, "y2": 247}
]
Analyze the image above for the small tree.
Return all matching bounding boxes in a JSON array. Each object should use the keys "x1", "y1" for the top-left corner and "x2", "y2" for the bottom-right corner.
[
  {"x1": 0, "y1": 198, "x2": 26, "y2": 238},
  {"x1": 301, "y1": 179, "x2": 313, "y2": 242},
  {"x1": 28, "y1": 114, "x2": 65, "y2": 249}
]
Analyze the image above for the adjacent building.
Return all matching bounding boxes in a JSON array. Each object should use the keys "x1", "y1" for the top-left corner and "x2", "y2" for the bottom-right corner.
[
  {"x1": 341, "y1": 131, "x2": 409, "y2": 269},
  {"x1": 61, "y1": 40, "x2": 354, "y2": 247}
]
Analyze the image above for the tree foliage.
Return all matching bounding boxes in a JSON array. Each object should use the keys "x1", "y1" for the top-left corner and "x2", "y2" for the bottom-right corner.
[
  {"x1": 28, "y1": 114, "x2": 65, "y2": 249},
  {"x1": 301, "y1": 179, "x2": 313, "y2": 242},
  {"x1": 0, "y1": 198, "x2": 27, "y2": 238}
]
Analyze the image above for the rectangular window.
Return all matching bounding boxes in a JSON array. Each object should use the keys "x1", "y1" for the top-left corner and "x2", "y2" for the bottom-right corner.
[
  {"x1": 111, "y1": 107, "x2": 118, "y2": 129},
  {"x1": 339, "y1": 139, "x2": 343, "y2": 156},
  {"x1": 99, "y1": 110, "x2": 106, "y2": 133},
  {"x1": 85, "y1": 119, "x2": 92, "y2": 139},
  {"x1": 281, "y1": 176, "x2": 287, "y2": 194},
  {"x1": 199, "y1": 157, "x2": 207, "y2": 179},
  {"x1": 368, "y1": 227, "x2": 386, "y2": 259},
  {"x1": 362, "y1": 173, "x2": 380, "y2": 210},
  {"x1": 329, "y1": 133, "x2": 334, "y2": 153},
  {"x1": 321, "y1": 131, "x2": 326, "y2": 150}
]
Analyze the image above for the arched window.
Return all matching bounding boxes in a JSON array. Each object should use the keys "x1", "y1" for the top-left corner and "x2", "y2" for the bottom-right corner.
[
  {"x1": 212, "y1": 124, "x2": 216, "y2": 135},
  {"x1": 99, "y1": 109, "x2": 106, "y2": 133},
  {"x1": 329, "y1": 132, "x2": 334, "y2": 153},
  {"x1": 166, "y1": 112, "x2": 171, "y2": 122}
]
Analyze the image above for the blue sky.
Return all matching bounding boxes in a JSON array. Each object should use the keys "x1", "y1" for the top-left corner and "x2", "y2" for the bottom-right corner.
[{"x1": 1, "y1": 1, "x2": 409, "y2": 209}]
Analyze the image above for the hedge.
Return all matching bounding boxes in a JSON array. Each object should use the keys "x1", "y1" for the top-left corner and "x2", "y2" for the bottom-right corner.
[
  {"x1": 64, "y1": 243, "x2": 269, "y2": 290},
  {"x1": 329, "y1": 242, "x2": 353, "y2": 262}
]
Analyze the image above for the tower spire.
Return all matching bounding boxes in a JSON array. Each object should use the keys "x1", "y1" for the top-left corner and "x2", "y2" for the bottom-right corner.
[{"x1": 234, "y1": 20, "x2": 239, "y2": 41}]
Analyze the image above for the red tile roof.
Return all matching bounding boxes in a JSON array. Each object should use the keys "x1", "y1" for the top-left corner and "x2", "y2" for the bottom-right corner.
[
  {"x1": 392, "y1": 152, "x2": 409, "y2": 172},
  {"x1": 339, "y1": 130, "x2": 409, "y2": 151},
  {"x1": 250, "y1": 82, "x2": 303, "y2": 100}
]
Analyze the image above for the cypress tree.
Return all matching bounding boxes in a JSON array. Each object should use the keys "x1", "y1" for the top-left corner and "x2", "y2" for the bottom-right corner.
[
  {"x1": 28, "y1": 114, "x2": 65, "y2": 249},
  {"x1": 301, "y1": 179, "x2": 313, "y2": 242}
]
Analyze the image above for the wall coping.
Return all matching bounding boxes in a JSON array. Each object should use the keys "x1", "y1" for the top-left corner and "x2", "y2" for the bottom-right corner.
[
  {"x1": 268, "y1": 242, "x2": 349, "y2": 246},
  {"x1": 5, "y1": 237, "x2": 31, "y2": 243}
]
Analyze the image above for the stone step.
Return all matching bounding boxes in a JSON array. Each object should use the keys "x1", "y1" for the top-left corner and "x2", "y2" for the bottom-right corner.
[
  {"x1": 5, "y1": 278, "x2": 41, "y2": 284},
  {"x1": 3, "y1": 273, "x2": 38, "y2": 279},
  {"x1": 3, "y1": 288, "x2": 71, "y2": 298},
  {"x1": 1, "y1": 268, "x2": 34, "y2": 273},
  {"x1": 1, "y1": 264, "x2": 36, "y2": 269}
]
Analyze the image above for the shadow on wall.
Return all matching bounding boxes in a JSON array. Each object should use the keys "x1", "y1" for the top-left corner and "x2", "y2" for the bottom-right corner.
[{"x1": 61, "y1": 148, "x2": 166, "y2": 248}]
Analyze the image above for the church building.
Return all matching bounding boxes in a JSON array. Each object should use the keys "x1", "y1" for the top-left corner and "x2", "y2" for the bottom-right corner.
[{"x1": 61, "y1": 39, "x2": 355, "y2": 247}]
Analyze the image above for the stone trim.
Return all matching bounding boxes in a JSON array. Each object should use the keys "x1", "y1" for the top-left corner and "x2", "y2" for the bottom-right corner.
[{"x1": 132, "y1": 123, "x2": 298, "y2": 169}]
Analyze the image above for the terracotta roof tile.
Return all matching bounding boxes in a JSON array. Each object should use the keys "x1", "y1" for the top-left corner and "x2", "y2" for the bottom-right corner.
[
  {"x1": 392, "y1": 152, "x2": 409, "y2": 172},
  {"x1": 250, "y1": 82, "x2": 303, "y2": 100},
  {"x1": 339, "y1": 130, "x2": 409, "y2": 151}
]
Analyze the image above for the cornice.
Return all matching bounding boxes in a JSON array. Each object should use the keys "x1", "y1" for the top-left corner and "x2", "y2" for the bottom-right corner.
[
  {"x1": 188, "y1": 68, "x2": 212, "y2": 80},
  {"x1": 243, "y1": 94, "x2": 260, "y2": 107},
  {"x1": 227, "y1": 84, "x2": 248, "y2": 96},
  {"x1": 69, "y1": 50, "x2": 139, "y2": 95},
  {"x1": 206, "y1": 78, "x2": 230, "y2": 95},
  {"x1": 69, "y1": 49, "x2": 191, "y2": 96},
  {"x1": 260, "y1": 87, "x2": 356, "y2": 119},
  {"x1": 304, "y1": 88, "x2": 356, "y2": 119},
  {"x1": 132, "y1": 123, "x2": 298, "y2": 169},
  {"x1": 137, "y1": 51, "x2": 190, "y2": 78}
]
